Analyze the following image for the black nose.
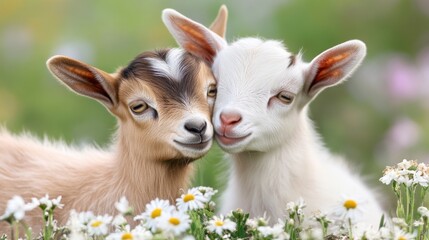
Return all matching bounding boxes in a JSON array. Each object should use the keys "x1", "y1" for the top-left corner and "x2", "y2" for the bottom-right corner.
[{"x1": 184, "y1": 120, "x2": 207, "y2": 135}]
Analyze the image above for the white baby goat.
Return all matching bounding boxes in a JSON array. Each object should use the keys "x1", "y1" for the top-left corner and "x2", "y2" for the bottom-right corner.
[
  {"x1": 0, "y1": 47, "x2": 221, "y2": 230},
  {"x1": 163, "y1": 8, "x2": 384, "y2": 227}
]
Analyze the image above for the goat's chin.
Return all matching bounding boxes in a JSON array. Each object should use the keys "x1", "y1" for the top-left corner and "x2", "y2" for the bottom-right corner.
[
  {"x1": 215, "y1": 134, "x2": 252, "y2": 154},
  {"x1": 173, "y1": 139, "x2": 213, "y2": 159}
]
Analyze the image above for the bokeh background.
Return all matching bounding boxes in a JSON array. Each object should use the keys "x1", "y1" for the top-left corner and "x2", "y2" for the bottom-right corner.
[{"x1": 1, "y1": 0, "x2": 428, "y2": 211}]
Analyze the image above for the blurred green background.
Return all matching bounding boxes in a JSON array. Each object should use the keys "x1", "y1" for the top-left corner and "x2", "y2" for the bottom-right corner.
[{"x1": 1, "y1": 0, "x2": 428, "y2": 210}]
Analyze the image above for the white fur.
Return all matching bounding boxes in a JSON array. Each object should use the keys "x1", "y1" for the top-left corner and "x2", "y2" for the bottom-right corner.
[
  {"x1": 148, "y1": 48, "x2": 185, "y2": 81},
  {"x1": 162, "y1": 9, "x2": 384, "y2": 227},
  {"x1": 217, "y1": 40, "x2": 383, "y2": 226}
]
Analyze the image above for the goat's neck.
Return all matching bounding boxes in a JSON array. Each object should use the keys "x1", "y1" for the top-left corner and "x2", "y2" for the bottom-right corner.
[
  {"x1": 112, "y1": 127, "x2": 193, "y2": 209},
  {"x1": 231, "y1": 110, "x2": 324, "y2": 199}
]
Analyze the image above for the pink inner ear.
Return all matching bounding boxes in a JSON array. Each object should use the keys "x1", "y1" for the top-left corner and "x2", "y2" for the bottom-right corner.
[
  {"x1": 65, "y1": 65, "x2": 94, "y2": 79},
  {"x1": 169, "y1": 15, "x2": 217, "y2": 63},
  {"x1": 311, "y1": 50, "x2": 352, "y2": 87},
  {"x1": 185, "y1": 43, "x2": 215, "y2": 63}
]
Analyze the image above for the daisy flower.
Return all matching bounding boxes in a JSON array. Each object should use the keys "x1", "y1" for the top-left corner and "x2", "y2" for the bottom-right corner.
[
  {"x1": 206, "y1": 215, "x2": 237, "y2": 236},
  {"x1": 418, "y1": 206, "x2": 429, "y2": 218},
  {"x1": 246, "y1": 218, "x2": 258, "y2": 230},
  {"x1": 134, "y1": 198, "x2": 175, "y2": 231},
  {"x1": 397, "y1": 159, "x2": 417, "y2": 170},
  {"x1": 380, "y1": 167, "x2": 398, "y2": 185},
  {"x1": 257, "y1": 226, "x2": 274, "y2": 237},
  {"x1": 68, "y1": 210, "x2": 87, "y2": 239},
  {"x1": 176, "y1": 188, "x2": 208, "y2": 211},
  {"x1": 66, "y1": 210, "x2": 95, "y2": 233},
  {"x1": 196, "y1": 186, "x2": 218, "y2": 200},
  {"x1": 392, "y1": 217, "x2": 408, "y2": 228},
  {"x1": 379, "y1": 226, "x2": 393, "y2": 239},
  {"x1": 392, "y1": 226, "x2": 416, "y2": 240},
  {"x1": 413, "y1": 171, "x2": 428, "y2": 187},
  {"x1": 77, "y1": 211, "x2": 95, "y2": 226},
  {"x1": 397, "y1": 173, "x2": 414, "y2": 187},
  {"x1": 300, "y1": 227, "x2": 323, "y2": 240},
  {"x1": 51, "y1": 195, "x2": 64, "y2": 209},
  {"x1": 106, "y1": 225, "x2": 153, "y2": 240},
  {"x1": 112, "y1": 214, "x2": 128, "y2": 227},
  {"x1": 0, "y1": 195, "x2": 36, "y2": 222},
  {"x1": 353, "y1": 223, "x2": 381, "y2": 240},
  {"x1": 417, "y1": 162, "x2": 428, "y2": 174},
  {"x1": 331, "y1": 195, "x2": 367, "y2": 224},
  {"x1": 157, "y1": 210, "x2": 190, "y2": 236},
  {"x1": 285, "y1": 198, "x2": 306, "y2": 218},
  {"x1": 271, "y1": 220, "x2": 289, "y2": 239},
  {"x1": 414, "y1": 220, "x2": 424, "y2": 227},
  {"x1": 87, "y1": 214, "x2": 113, "y2": 236},
  {"x1": 115, "y1": 196, "x2": 133, "y2": 215},
  {"x1": 36, "y1": 194, "x2": 64, "y2": 211}
]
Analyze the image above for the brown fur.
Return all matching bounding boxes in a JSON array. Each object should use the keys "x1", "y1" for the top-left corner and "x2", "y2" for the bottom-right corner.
[{"x1": 0, "y1": 49, "x2": 215, "y2": 233}]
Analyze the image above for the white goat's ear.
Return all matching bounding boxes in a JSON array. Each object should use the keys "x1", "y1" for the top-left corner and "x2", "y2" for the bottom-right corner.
[
  {"x1": 47, "y1": 55, "x2": 118, "y2": 109},
  {"x1": 209, "y1": 5, "x2": 228, "y2": 38},
  {"x1": 304, "y1": 40, "x2": 366, "y2": 99},
  {"x1": 162, "y1": 8, "x2": 227, "y2": 64}
]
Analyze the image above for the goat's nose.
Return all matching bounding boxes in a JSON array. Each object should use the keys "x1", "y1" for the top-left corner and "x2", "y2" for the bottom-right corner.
[
  {"x1": 220, "y1": 112, "x2": 242, "y2": 127},
  {"x1": 184, "y1": 120, "x2": 207, "y2": 135}
]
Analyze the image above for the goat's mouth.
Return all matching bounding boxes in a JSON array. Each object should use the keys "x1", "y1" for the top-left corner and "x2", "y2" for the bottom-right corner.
[
  {"x1": 174, "y1": 139, "x2": 212, "y2": 151},
  {"x1": 215, "y1": 133, "x2": 251, "y2": 146}
]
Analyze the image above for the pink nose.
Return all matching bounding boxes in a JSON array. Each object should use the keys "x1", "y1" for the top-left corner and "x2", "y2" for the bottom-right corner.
[{"x1": 220, "y1": 112, "x2": 242, "y2": 127}]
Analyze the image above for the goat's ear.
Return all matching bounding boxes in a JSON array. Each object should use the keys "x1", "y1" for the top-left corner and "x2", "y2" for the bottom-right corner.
[
  {"x1": 46, "y1": 55, "x2": 118, "y2": 109},
  {"x1": 304, "y1": 40, "x2": 366, "y2": 99},
  {"x1": 209, "y1": 5, "x2": 228, "y2": 38},
  {"x1": 162, "y1": 8, "x2": 227, "y2": 64}
]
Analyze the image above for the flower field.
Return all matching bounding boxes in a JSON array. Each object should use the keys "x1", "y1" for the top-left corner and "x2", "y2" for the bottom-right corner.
[{"x1": 1, "y1": 159, "x2": 429, "y2": 240}]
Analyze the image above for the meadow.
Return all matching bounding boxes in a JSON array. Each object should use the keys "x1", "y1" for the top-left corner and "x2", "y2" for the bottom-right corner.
[{"x1": 0, "y1": 0, "x2": 428, "y2": 238}]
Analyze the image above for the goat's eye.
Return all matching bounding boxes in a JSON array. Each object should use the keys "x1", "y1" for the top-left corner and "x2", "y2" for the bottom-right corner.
[
  {"x1": 207, "y1": 84, "x2": 217, "y2": 98},
  {"x1": 129, "y1": 100, "x2": 148, "y2": 115},
  {"x1": 277, "y1": 91, "x2": 294, "y2": 104}
]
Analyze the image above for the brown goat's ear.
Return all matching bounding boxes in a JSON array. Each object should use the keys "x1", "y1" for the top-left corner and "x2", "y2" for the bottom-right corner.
[
  {"x1": 162, "y1": 8, "x2": 227, "y2": 64},
  {"x1": 46, "y1": 56, "x2": 118, "y2": 109},
  {"x1": 209, "y1": 5, "x2": 228, "y2": 38},
  {"x1": 304, "y1": 40, "x2": 366, "y2": 99}
]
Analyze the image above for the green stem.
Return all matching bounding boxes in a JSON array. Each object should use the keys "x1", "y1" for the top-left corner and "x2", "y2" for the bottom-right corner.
[
  {"x1": 405, "y1": 186, "x2": 410, "y2": 222},
  {"x1": 420, "y1": 217, "x2": 428, "y2": 240},
  {"x1": 396, "y1": 185, "x2": 405, "y2": 219},
  {"x1": 409, "y1": 185, "x2": 416, "y2": 232},
  {"x1": 321, "y1": 220, "x2": 328, "y2": 238},
  {"x1": 20, "y1": 221, "x2": 32, "y2": 240},
  {"x1": 421, "y1": 188, "x2": 428, "y2": 203},
  {"x1": 12, "y1": 221, "x2": 19, "y2": 240},
  {"x1": 42, "y1": 209, "x2": 53, "y2": 240},
  {"x1": 348, "y1": 218, "x2": 353, "y2": 240}
]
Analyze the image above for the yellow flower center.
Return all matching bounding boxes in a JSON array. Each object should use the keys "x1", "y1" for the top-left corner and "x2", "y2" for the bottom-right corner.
[
  {"x1": 343, "y1": 199, "x2": 357, "y2": 210},
  {"x1": 169, "y1": 217, "x2": 181, "y2": 226},
  {"x1": 121, "y1": 233, "x2": 133, "y2": 240},
  {"x1": 215, "y1": 220, "x2": 224, "y2": 227},
  {"x1": 398, "y1": 237, "x2": 406, "y2": 240},
  {"x1": 90, "y1": 220, "x2": 103, "y2": 228},
  {"x1": 183, "y1": 194, "x2": 195, "y2": 202},
  {"x1": 151, "y1": 208, "x2": 162, "y2": 219}
]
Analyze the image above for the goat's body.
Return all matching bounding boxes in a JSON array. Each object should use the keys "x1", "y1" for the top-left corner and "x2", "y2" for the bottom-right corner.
[
  {"x1": 220, "y1": 110, "x2": 383, "y2": 226},
  {"x1": 0, "y1": 48, "x2": 217, "y2": 233},
  {"x1": 0, "y1": 128, "x2": 192, "y2": 231},
  {"x1": 162, "y1": 7, "x2": 383, "y2": 228}
]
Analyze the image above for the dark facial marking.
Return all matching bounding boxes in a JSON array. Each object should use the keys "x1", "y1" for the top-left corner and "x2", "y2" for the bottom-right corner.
[
  {"x1": 288, "y1": 55, "x2": 296, "y2": 68},
  {"x1": 120, "y1": 49, "x2": 203, "y2": 108}
]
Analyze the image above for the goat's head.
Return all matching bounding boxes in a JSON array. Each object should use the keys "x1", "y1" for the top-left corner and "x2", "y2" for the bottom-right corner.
[
  {"x1": 163, "y1": 8, "x2": 366, "y2": 153},
  {"x1": 46, "y1": 48, "x2": 216, "y2": 161}
]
